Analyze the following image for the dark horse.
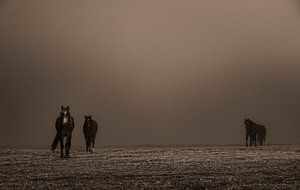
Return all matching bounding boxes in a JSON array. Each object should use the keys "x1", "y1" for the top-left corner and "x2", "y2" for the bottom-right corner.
[
  {"x1": 51, "y1": 106, "x2": 75, "y2": 158},
  {"x1": 244, "y1": 118, "x2": 258, "y2": 147},
  {"x1": 244, "y1": 118, "x2": 267, "y2": 147},
  {"x1": 83, "y1": 115, "x2": 98, "y2": 152}
]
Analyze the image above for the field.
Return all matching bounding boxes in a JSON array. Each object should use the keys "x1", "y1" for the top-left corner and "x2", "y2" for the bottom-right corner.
[{"x1": 0, "y1": 145, "x2": 299, "y2": 189}]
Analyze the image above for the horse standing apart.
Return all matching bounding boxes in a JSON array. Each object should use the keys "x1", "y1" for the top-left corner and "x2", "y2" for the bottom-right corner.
[
  {"x1": 51, "y1": 106, "x2": 75, "y2": 158},
  {"x1": 83, "y1": 115, "x2": 98, "y2": 152},
  {"x1": 244, "y1": 118, "x2": 258, "y2": 147}
]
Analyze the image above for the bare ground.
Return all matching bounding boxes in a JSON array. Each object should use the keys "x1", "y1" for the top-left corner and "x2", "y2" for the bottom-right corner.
[{"x1": 0, "y1": 145, "x2": 299, "y2": 189}]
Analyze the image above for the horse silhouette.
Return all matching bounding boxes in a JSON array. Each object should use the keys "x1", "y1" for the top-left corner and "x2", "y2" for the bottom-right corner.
[
  {"x1": 51, "y1": 105, "x2": 75, "y2": 158},
  {"x1": 244, "y1": 118, "x2": 267, "y2": 147},
  {"x1": 83, "y1": 115, "x2": 98, "y2": 152},
  {"x1": 244, "y1": 118, "x2": 258, "y2": 147}
]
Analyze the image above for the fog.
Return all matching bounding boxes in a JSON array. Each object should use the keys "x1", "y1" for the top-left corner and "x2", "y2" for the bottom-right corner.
[{"x1": 0, "y1": 0, "x2": 299, "y2": 146}]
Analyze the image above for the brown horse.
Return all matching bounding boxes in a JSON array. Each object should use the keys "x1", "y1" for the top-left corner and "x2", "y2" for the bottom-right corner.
[
  {"x1": 244, "y1": 118, "x2": 267, "y2": 147},
  {"x1": 244, "y1": 118, "x2": 258, "y2": 147},
  {"x1": 51, "y1": 106, "x2": 75, "y2": 158},
  {"x1": 83, "y1": 115, "x2": 98, "y2": 152}
]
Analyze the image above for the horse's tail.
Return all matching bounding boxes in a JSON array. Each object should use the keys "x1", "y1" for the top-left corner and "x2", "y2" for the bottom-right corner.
[{"x1": 51, "y1": 133, "x2": 59, "y2": 151}]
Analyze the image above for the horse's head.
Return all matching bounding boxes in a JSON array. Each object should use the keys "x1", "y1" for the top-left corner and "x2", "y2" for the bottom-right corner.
[
  {"x1": 244, "y1": 118, "x2": 250, "y2": 126},
  {"x1": 60, "y1": 105, "x2": 70, "y2": 125},
  {"x1": 60, "y1": 105, "x2": 70, "y2": 120},
  {"x1": 85, "y1": 115, "x2": 92, "y2": 121},
  {"x1": 84, "y1": 115, "x2": 92, "y2": 126}
]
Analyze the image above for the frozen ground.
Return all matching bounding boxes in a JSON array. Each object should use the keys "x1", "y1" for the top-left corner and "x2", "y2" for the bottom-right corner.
[{"x1": 0, "y1": 145, "x2": 299, "y2": 189}]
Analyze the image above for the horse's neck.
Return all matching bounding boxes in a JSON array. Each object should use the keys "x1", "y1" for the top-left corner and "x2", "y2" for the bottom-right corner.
[
  {"x1": 63, "y1": 115, "x2": 69, "y2": 125},
  {"x1": 248, "y1": 120, "x2": 256, "y2": 126},
  {"x1": 85, "y1": 121, "x2": 90, "y2": 127}
]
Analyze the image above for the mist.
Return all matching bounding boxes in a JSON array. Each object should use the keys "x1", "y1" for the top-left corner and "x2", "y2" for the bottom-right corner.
[{"x1": 0, "y1": 0, "x2": 299, "y2": 147}]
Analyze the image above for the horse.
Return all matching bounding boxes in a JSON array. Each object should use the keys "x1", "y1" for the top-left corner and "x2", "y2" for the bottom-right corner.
[
  {"x1": 83, "y1": 115, "x2": 98, "y2": 152},
  {"x1": 256, "y1": 124, "x2": 267, "y2": 146},
  {"x1": 51, "y1": 105, "x2": 75, "y2": 158},
  {"x1": 244, "y1": 118, "x2": 258, "y2": 147}
]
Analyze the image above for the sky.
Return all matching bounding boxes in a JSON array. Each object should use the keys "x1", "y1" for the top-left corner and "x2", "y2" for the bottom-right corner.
[{"x1": 0, "y1": 0, "x2": 299, "y2": 147}]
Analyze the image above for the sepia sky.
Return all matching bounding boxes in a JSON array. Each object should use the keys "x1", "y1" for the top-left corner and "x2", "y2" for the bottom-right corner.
[{"x1": 0, "y1": 0, "x2": 300, "y2": 147}]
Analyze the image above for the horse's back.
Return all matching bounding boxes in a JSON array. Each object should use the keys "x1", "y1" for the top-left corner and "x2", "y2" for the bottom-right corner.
[
  {"x1": 83, "y1": 120, "x2": 98, "y2": 136},
  {"x1": 246, "y1": 123, "x2": 257, "y2": 135}
]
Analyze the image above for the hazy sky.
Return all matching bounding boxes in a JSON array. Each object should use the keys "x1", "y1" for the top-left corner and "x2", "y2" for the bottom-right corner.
[{"x1": 0, "y1": 0, "x2": 299, "y2": 147}]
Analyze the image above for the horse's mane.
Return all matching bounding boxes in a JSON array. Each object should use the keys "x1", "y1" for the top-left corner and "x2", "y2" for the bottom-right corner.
[{"x1": 246, "y1": 119, "x2": 260, "y2": 126}]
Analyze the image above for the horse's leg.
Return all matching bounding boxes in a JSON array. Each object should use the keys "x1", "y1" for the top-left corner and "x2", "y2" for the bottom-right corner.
[
  {"x1": 68, "y1": 135, "x2": 72, "y2": 154},
  {"x1": 258, "y1": 133, "x2": 261, "y2": 146},
  {"x1": 88, "y1": 137, "x2": 90, "y2": 152},
  {"x1": 85, "y1": 137, "x2": 88, "y2": 152},
  {"x1": 90, "y1": 137, "x2": 95, "y2": 152},
  {"x1": 65, "y1": 136, "x2": 68, "y2": 157},
  {"x1": 60, "y1": 136, "x2": 64, "y2": 158},
  {"x1": 246, "y1": 133, "x2": 248, "y2": 147},
  {"x1": 92, "y1": 136, "x2": 95, "y2": 152},
  {"x1": 66, "y1": 135, "x2": 71, "y2": 157},
  {"x1": 260, "y1": 133, "x2": 264, "y2": 146},
  {"x1": 65, "y1": 139, "x2": 68, "y2": 157},
  {"x1": 250, "y1": 138, "x2": 252, "y2": 147}
]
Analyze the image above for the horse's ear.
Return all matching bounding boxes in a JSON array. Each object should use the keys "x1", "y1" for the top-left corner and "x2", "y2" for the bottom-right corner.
[
  {"x1": 61, "y1": 105, "x2": 64, "y2": 110},
  {"x1": 84, "y1": 115, "x2": 87, "y2": 118},
  {"x1": 67, "y1": 106, "x2": 69, "y2": 110},
  {"x1": 90, "y1": 115, "x2": 92, "y2": 118}
]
